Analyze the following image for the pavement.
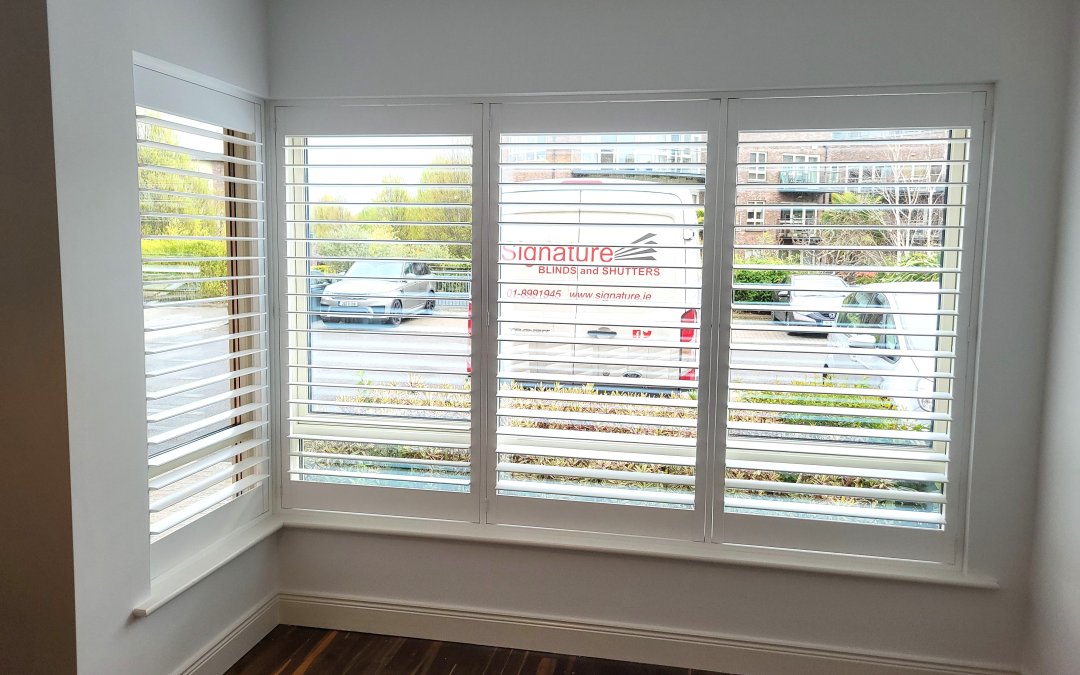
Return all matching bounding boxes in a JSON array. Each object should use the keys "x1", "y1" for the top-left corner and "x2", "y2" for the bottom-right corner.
[{"x1": 144, "y1": 303, "x2": 834, "y2": 442}]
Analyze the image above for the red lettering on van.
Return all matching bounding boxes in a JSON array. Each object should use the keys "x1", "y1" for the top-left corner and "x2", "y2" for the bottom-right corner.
[{"x1": 500, "y1": 244, "x2": 615, "y2": 264}]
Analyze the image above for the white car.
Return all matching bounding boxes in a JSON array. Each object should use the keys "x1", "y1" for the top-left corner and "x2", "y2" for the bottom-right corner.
[
  {"x1": 319, "y1": 260, "x2": 436, "y2": 325},
  {"x1": 771, "y1": 274, "x2": 850, "y2": 330},
  {"x1": 824, "y1": 282, "x2": 941, "y2": 412}
]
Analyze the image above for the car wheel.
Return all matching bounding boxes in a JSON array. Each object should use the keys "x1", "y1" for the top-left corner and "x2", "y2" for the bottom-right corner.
[
  {"x1": 386, "y1": 299, "x2": 403, "y2": 326},
  {"x1": 424, "y1": 292, "x2": 436, "y2": 312}
]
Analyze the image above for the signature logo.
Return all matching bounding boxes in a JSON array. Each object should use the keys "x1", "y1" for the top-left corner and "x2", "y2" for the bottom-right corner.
[
  {"x1": 611, "y1": 233, "x2": 658, "y2": 262},
  {"x1": 500, "y1": 233, "x2": 659, "y2": 264}
]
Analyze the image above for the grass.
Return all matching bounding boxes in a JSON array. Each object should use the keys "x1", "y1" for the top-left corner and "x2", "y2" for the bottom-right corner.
[{"x1": 298, "y1": 376, "x2": 940, "y2": 511}]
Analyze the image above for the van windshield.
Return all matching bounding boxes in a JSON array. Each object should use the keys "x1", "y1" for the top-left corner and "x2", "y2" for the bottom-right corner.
[{"x1": 345, "y1": 260, "x2": 402, "y2": 278}]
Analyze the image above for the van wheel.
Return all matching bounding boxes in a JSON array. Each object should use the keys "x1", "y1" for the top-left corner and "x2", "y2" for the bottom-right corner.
[{"x1": 424, "y1": 291, "x2": 436, "y2": 312}]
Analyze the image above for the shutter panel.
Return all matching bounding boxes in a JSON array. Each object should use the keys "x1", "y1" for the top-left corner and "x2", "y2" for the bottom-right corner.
[
  {"x1": 136, "y1": 89, "x2": 269, "y2": 554},
  {"x1": 720, "y1": 92, "x2": 985, "y2": 560},
  {"x1": 279, "y1": 104, "x2": 481, "y2": 520},
  {"x1": 487, "y1": 101, "x2": 713, "y2": 539}
]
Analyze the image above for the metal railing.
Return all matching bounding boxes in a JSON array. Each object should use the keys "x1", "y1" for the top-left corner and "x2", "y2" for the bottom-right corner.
[{"x1": 429, "y1": 262, "x2": 472, "y2": 307}]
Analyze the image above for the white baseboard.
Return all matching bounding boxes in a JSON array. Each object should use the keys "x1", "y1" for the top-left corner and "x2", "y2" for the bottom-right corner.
[
  {"x1": 276, "y1": 592, "x2": 1018, "y2": 675},
  {"x1": 176, "y1": 594, "x2": 279, "y2": 675}
]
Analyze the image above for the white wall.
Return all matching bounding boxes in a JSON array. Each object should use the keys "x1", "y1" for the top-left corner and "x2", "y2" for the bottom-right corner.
[
  {"x1": 0, "y1": 2, "x2": 77, "y2": 673},
  {"x1": 269, "y1": 0, "x2": 1073, "y2": 670},
  {"x1": 133, "y1": 0, "x2": 269, "y2": 98},
  {"x1": 44, "y1": 0, "x2": 275, "y2": 672},
  {"x1": 1025, "y1": 2, "x2": 1080, "y2": 673}
]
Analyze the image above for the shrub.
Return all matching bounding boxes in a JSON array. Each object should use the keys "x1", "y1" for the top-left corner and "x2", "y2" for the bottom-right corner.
[
  {"x1": 733, "y1": 256, "x2": 790, "y2": 304},
  {"x1": 141, "y1": 238, "x2": 228, "y2": 298},
  {"x1": 879, "y1": 252, "x2": 940, "y2": 282}
]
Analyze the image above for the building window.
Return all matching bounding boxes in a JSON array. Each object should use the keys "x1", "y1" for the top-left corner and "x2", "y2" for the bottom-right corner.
[
  {"x1": 780, "y1": 154, "x2": 820, "y2": 185},
  {"x1": 745, "y1": 200, "x2": 766, "y2": 228},
  {"x1": 778, "y1": 207, "x2": 814, "y2": 226},
  {"x1": 747, "y1": 151, "x2": 767, "y2": 182}
]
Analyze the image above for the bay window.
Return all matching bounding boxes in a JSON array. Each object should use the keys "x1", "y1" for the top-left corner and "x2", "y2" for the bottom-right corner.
[{"x1": 277, "y1": 90, "x2": 988, "y2": 567}]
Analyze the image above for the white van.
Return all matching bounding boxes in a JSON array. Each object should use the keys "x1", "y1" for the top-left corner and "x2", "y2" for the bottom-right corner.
[
  {"x1": 824, "y1": 282, "x2": 942, "y2": 412},
  {"x1": 497, "y1": 179, "x2": 702, "y2": 390}
]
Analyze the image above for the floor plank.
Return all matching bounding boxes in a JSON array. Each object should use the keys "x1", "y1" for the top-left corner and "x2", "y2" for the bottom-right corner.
[{"x1": 225, "y1": 625, "x2": 732, "y2": 675}]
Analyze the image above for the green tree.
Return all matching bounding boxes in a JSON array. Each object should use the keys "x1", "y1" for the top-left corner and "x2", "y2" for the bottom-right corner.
[
  {"x1": 815, "y1": 192, "x2": 892, "y2": 283},
  {"x1": 413, "y1": 154, "x2": 472, "y2": 260},
  {"x1": 879, "y1": 252, "x2": 940, "y2": 282},
  {"x1": 307, "y1": 153, "x2": 474, "y2": 277},
  {"x1": 137, "y1": 118, "x2": 231, "y2": 297},
  {"x1": 137, "y1": 121, "x2": 226, "y2": 236}
]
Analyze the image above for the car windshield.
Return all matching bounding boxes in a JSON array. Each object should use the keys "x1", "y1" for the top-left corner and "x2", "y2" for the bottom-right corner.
[
  {"x1": 790, "y1": 275, "x2": 847, "y2": 296},
  {"x1": 345, "y1": 260, "x2": 403, "y2": 279}
]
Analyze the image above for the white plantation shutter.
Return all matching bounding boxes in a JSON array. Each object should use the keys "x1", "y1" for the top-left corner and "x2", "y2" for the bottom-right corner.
[
  {"x1": 135, "y1": 67, "x2": 269, "y2": 573},
  {"x1": 272, "y1": 92, "x2": 990, "y2": 566},
  {"x1": 487, "y1": 101, "x2": 714, "y2": 539},
  {"x1": 278, "y1": 104, "x2": 482, "y2": 520},
  {"x1": 720, "y1": 92, "x2": 985, "y2": 561}
]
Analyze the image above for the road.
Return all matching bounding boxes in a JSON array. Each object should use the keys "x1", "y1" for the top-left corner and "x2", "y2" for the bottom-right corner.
[
  {"x1": 304, "y1": 311, "x2": 470, "y2": 394},
  {"x1": 145, "y1": 304, "x2": 837, "y2": 437},
  {"x1": 301, "y1": 310, "x2": 835, "y2": 402}
]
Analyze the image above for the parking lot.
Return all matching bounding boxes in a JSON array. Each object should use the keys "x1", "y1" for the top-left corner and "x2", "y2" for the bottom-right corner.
[{"x1": 301, "y1": 310, "x2": 830, "y2": 391}]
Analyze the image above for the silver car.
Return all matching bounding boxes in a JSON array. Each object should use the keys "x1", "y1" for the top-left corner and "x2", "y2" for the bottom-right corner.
[{"x1": 319, "y1": 260, "x2": 436, "y2": 325}]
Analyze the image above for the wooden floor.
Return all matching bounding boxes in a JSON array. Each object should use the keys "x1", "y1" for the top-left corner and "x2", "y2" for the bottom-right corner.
[{"x1": 225, "y1": 625, "x2": 732, "y2": 675}]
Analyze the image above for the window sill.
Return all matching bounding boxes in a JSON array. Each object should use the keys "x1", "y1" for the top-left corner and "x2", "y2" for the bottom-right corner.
[
  {"x1": 133, "y1": 515, "x2": 283, "y2": 617},
  {"x1": 131, "y1": 507, "x2": 997, "y2": 618},
  {"x1": 281, "y1": 509, "x2": 999, "y2": 589}
]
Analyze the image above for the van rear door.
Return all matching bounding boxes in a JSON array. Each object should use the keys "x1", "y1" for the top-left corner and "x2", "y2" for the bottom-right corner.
[
  {"x1": 499, "y1": 187, "x2": 583, "y2": 381},
  {"x1": 499, "y1": 182, "x2": 701, "y2": 390},
  {"x1": 573, "y1": 187, "x2": 698, "y2": 385}
]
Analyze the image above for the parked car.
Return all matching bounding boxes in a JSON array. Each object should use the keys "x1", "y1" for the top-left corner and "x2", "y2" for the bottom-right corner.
[
  {"x1": 824, "y1": 282, "x2": 941, "y2": 412},
  {"x1": 771, "y1": 274, "x2": 850, "y2": 331},
  {"x1": 308, "y1": 270, "x2": 333, "y2": 312},
  {"x1": 319, "y1": 260, "x2": 436, "y2": 325}
]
